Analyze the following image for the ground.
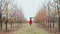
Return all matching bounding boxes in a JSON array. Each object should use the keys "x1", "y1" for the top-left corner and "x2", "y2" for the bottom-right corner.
[{"x1": 1, "y1": 23, "x2": 54, "y2": 34}]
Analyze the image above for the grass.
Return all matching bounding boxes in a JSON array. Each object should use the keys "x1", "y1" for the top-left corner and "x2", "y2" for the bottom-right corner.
[
  {"x1": 20, "y1": 23, "x2": 54, "y2": 34},
  {"x1": 0, "y1": 23, "x2": 54, "y2": 34}
]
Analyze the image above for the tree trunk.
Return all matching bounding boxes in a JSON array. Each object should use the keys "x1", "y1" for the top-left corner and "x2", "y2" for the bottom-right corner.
[
  {"x1": 0, "y1": 7, "x2": 2, "y2": 30},
  {"x1": 11, "y1": 22, "x2": 12, "y2": 28},
  {"x1": 0, "y1": 22, "x2": 2, "y2": 30},
  {"x1": 48, "y1": 20, "x2": 49, "y2": 26},
  {"x1": 50, "y1": 21, "x2": 51, "y2": 27},
  {"x1": 53, "y1": 17, "x2": 54, "y2": 28},
  {"x1": 5, "y1": 21, "x2": 7, "y2": 31},
  {"x1": 58, "y1": 15, "x2": 60, "y2": 31}
]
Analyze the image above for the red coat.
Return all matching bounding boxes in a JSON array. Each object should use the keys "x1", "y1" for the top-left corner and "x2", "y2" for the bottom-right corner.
[{"x1": 29, "y1": 19, "x2": 32, "y2": 25}]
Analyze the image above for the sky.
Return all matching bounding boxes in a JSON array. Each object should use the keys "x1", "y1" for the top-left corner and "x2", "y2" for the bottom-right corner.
[{"x1": 13, "y1": 0, "x2": 53, "y2": 20}]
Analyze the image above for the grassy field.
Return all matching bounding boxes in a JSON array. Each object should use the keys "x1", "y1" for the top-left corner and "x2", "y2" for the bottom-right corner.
[
  {"x1": 20, "y1": 23, "x2": 53, "y2": 34},
  {"x1": 0, "y1": 23, "x2": 54, "y2": 34}
]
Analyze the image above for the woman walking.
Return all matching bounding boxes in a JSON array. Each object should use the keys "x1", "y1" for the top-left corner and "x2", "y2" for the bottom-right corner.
[{"x1": 29, "y1": 17, "x2": 33, "y2": 26}]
